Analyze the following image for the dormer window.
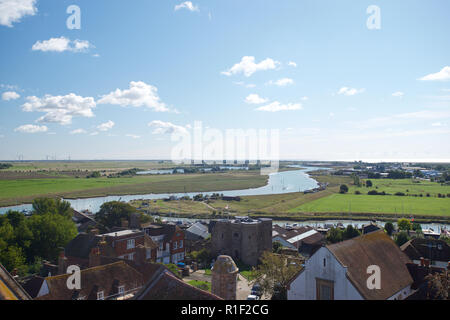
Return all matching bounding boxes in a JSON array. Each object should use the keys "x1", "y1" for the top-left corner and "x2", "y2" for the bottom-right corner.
[{"x1": 97, "y1": 291, "x2": 104, "y2": 300}]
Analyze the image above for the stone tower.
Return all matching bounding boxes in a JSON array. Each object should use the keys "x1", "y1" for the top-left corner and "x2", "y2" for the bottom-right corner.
[{"x1": 211, "y1": 255, "x2": 239, "y2": 300}]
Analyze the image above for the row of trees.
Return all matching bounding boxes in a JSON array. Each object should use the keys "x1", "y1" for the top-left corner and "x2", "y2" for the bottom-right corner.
[{"x1": 0, "y1": 198, "x2": 78, "y2": 274}]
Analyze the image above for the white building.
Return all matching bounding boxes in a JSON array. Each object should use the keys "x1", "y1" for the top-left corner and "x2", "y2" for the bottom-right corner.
[{"x1": 287, "y1": 231, "x2": 415, "y2": 300}]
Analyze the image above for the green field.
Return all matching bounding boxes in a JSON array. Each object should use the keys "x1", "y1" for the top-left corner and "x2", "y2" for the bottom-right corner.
[
  {"x1": 0, "y1": 171, "x2": 267, "y2": 207},
  {"x1": 288, "y1": 178, "x2": 450, "y2": 217},
  {"x1": 187, "y1": 280, "x2": 211, "y2": 292},
  {"x1": 289, "y1": 193, "x2": 450, "y2": 216}
]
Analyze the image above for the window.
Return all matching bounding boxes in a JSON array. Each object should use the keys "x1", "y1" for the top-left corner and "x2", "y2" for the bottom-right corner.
[
  {"x1": 323, "y1": 258, "x2": 326, "y2": 267},
  {"x1": 159, "y1": 243, "x2": 163, "y2": 250},
  {"x1": 128, "y1": 252, "x2": 135, "y2": 260},
  {"x1": 97, "y1": 291, "x2": 104, "y2": 300},
  {"x1": 179, "y1": 240, "x2": 183, "y2": 248},
  {"x1": 127, "y1": 239, "x2": 135, "y2": 249},
  {"x1": 173, "y1": 241, "x2": 178, "y2": 250},
  {"x1": 316, "y1": 279, "x2": 334, "y2": 300},
  {"x1": 118, "y1": 286, "x2": 125, "y2": 296},
  {"x1": 146, "y1": 248, "x2": 151, "y2": 259}
]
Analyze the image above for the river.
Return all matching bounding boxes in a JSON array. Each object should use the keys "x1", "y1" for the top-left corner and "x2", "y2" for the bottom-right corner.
[{"x1": 0, "y1": 166, "x2": 321, "y2": 214}]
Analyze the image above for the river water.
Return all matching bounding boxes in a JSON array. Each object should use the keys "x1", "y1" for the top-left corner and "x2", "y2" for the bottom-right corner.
[{"x1": 0, "y1": 167, "x2": 320, "y2": 214}]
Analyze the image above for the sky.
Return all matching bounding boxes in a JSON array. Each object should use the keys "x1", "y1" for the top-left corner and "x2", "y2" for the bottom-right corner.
[{"x1": 0, "y1": 0, "x2": 449, "y2": 162}]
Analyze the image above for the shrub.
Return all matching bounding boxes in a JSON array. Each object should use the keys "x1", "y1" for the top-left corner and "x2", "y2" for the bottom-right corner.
[{"x1": 395, "y1": 192, "x2": 405, "y2": 196}]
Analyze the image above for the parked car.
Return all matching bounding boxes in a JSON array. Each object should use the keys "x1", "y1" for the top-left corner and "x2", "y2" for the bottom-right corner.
[
  {"x1": 246, "y1": 294, "x2": 260, "y2": 300},
  {"x1": 251, "y1": 283, "x2": 262, "y2": 297}
]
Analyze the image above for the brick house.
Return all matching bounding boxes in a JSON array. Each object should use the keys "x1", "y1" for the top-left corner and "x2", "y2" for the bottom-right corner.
[
  {"x1": 141, "y1": 223, "x2": 185, "y2": 264},
  {"x1": 61, "y1": 229, "x2": 158, "y2": 272}
]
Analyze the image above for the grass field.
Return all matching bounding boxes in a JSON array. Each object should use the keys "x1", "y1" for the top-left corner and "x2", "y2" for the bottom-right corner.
[
  {"x1": 0, "y1": 171, "x2": 267, "y2": 207},
  {"x1": 187, "y1": 280, "x2": 211, "y2": 292},
  {"x1": 288, "y1": 178, "x2": 450, "y2": 217}
]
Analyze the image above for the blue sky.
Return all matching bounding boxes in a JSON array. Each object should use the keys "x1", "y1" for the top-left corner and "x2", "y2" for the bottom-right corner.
[{"x1": 0, "y1": 0, "x2": 449, "y2": 161}]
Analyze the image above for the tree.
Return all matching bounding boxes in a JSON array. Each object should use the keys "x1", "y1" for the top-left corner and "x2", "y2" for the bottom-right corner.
[
  {"x1": 27, "y1": 212, "x2": 77, "y2": 262},
  {"x1": 397, "y1": 218, "x2": 412, "y2": 231},
  {"x1": 343, "y1": 225, "x2": 360, "y2": 240},
  {"x1": 32, "y1": 197, "x2": 72, "y2": 219},
  {"x1": 351, "y1": 174, "x2": 361, "y2": 187},
  {"x1": 95, "y1": 201, "x2": 151, "y2": 232},
  {"x1": 339, "y1": 184, "x2": 349, "y2": 194},
  {"x1": 395, "y1": 231, "x2": 410, "y2": 246},
  {"x1": 366, "y1": 180, "x2": 373, "y2": 188},
  {"x1": 384, "y1": 222, "x2": 395, "y2": 236},
  {"x1": 326, "y1": 227, "x2": 343, "y2": 244},
  {"x1": 412, "y1": 223, "x2": 422, "y2": 232},
  {"x1": 273, "y1": 241, "x2": 283, "y2": 254},
  {"x1": 251, "y1": 252, "x2": 302, "y2": 300},
  {"x1": 425, "y1": 272, "x2": 449, "y2": 300}
]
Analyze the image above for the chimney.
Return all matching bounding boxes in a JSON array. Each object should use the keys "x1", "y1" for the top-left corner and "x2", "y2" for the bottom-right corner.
[
  {"x1": 420, "y1": 257, "x2": 425, "y2": 267},
  {"x1": 58, "y1": 249, "x2": 67, "y2": 275},
  {"x1": 89, "y1": 247, "x2": 101, "y2": 267},
  {"x1": 135, "y1": 245, "x2": 146, "y2": 265}
]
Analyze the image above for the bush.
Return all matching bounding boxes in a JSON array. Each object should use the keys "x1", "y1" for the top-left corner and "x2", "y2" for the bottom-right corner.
[
  {"x1": 394, "y1": 192, "x2": 405, "y2": 196},
  {"x1": 339, "y1": 185, "x2": 349, "y2": 194},
  {"x1": 354, "y1": 190, "x2": 361, "y2": 195}
]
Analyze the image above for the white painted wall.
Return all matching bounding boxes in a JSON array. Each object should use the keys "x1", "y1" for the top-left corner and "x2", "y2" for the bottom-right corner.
[{"x1": 287, "y1": 247, "x2": 363, "y2": 300}]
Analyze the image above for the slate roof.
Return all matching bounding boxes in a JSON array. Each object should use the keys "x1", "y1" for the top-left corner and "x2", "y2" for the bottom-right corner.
[
  {"x1": 65, "y1": 233, "x2": 102, "y2": 259},
  {"x1": 327, "y1": 230, "x2": 413, "y2": 300},
  {"x1": 134, "y1": 268, "x2": 221, "y2": 300},
  {"x1": 36, "y1": 261, "x2": 144, "y2": 300},
  {"x1": 185, "y1": 222, "x2": 210, "y2": 240},
  {"x1": 20, "y1": 276, "x2": 45, "y2": 299},
  {"x1": 400, "y1": 238, "x2": 450, "y2": 262}
]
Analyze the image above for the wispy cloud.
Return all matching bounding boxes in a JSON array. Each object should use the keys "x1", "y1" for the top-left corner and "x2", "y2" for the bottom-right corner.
[
  {"x1": 126, "y1": 134, "x2": 141, "y2": 139},
  {"x1": 70, "y1": 129, "x2": 87, "y2": 135},
  {"x1": 97, "y1": 120, "x2": 115, "y2": 132},
  {"x1": 174, "y1": 1, "x2": 199, "y2": 12},
  {"x1": 32, "y1": 37, "x2": 93, "y2": 53},
  {"x1": 337, "y1": 87, "x2": 365, "y2": 96},
  {"x1": 245, "y1": 94, "x2": 268, "y2": 104},
  {"x1": 222, "y1": 56, "x2": 280, "y2": 77},
  {"x1": 287, "y1": 61, "x2": 297, "y2": 67},
  {"x1": 255, "y1": 101, "x2": 302, "y2": 112},
  {"x1": 14, "y1": 124, "x2": 48, "y2": 133},
  {"x1": 392, "y1": 91, "x2": 404, "y2": 97},
  {"x1": 148, "y1": 120, "x2": 188, "y2": 134},
  {"x1": 267, "y1": 78, "x2": 294, "y2": 87}
]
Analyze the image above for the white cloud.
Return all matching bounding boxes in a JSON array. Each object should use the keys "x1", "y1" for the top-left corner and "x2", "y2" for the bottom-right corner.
[
  {"x1": 97, "y1": 120, "x2": 114, "y2": 132},
  {"x1": 90, "y1": 131, "x2": 99, "y2": 136},
  {"x1": 126, "y1": 134, "x2": 141, "y2": 139},
  {"x1": 174, "y1": 1, "x2": 199, "y2": 12},
  {"x1": 70, "y1": 128, "x2": 87, "y2": 135},
  {"x1": 255, "y1": 101, "x2": 302, "y2": 112},
  {"x1": 337, "y1": 87, "x2": 365, "y2": 96},
  {"x1": 267, "y1": 78, "x2": 294, "y2": 87},
  {"x1": 14, "y1": 124, "x2": 48, "y2": 133},
  {"x1": 301, "y1": 96, "x2": 308, "y2": 101},
  {"x1": 92, "y1": 53, "x2": 100, "y2": 58},
  {"x1": 288, "y1": 61, "x2": 297, "y2": 67},
  {"x1": 148, "y1": 120, "x2": 188, "y2": 135},
  {"x1": 245, "y1": 94, "x2": 268, "y2": 105},
  {"x1": 22, "y1": 93, "x2": 96, "y2": 125},
  {"x1": 98, "y1": 81, "x2": 170, "y2": 112},
  {"x1": 32, "y1": 37, "x2": 92, "y2": 53},
  {"x1": 2, "y1": 91, "x2": 20, "y2": 100},
  {"x1": 419, "y1": 66, "x2": 450, "y2": 81},
  {"x1": 392, "y1": 91, "x2": 404, "y2": 97},
  {"x1": 431, "y1": 122, "x2": 444, "y2": 127},
  {"x1": 0, "y1": 0, "x2": 37, "y2": 27},
  {"x1": 222, "y1": 56, "x2": 280, "y2": 77}
]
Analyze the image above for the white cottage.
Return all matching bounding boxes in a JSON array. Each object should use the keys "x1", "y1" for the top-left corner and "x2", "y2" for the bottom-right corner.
[{"x1": 287, "y1": 230, "x2": 415, "y2": 300}]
